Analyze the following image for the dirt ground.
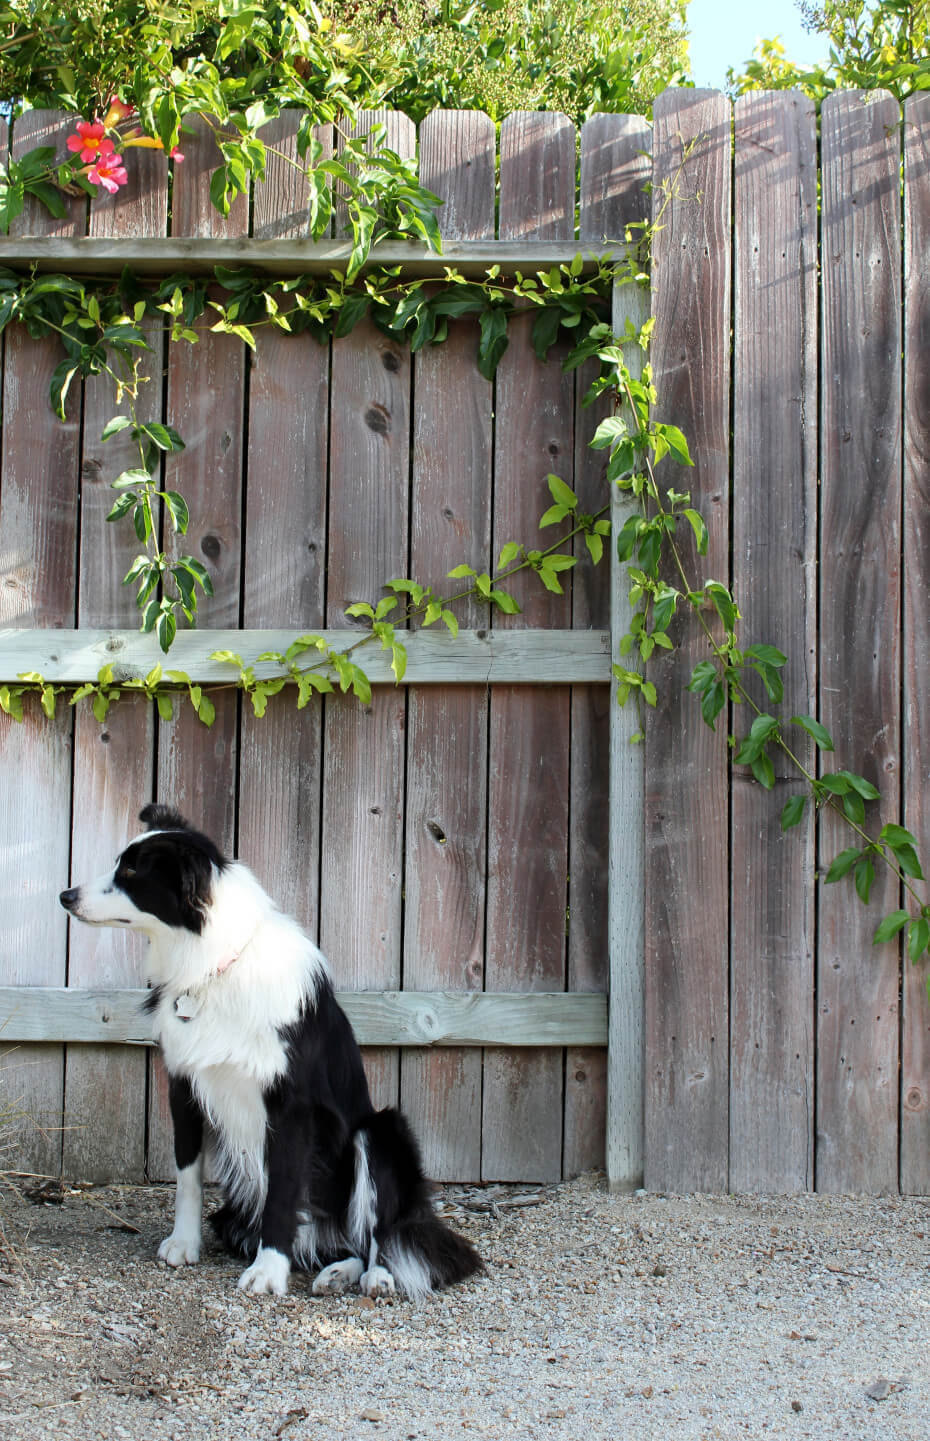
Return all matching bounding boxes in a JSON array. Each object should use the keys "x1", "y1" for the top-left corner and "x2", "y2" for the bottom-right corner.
[{"x1": 0, "y1": 1172, "x2": 927, "y2": 1441}]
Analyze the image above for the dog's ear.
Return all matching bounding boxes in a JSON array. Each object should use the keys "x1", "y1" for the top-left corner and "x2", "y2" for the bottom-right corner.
[{"x1": 139, "y1": 803, "x2": 190, "y2": 832}]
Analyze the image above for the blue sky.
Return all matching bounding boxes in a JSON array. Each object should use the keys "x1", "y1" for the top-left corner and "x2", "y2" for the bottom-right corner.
[{"x1": 687, "y1": 0, "x2": 830, "y2": 90}]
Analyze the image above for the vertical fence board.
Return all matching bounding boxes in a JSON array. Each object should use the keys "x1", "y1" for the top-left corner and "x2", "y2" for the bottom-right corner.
[
  {"x1": 236, "y1": 114, "x2": 332, "y2": 932},
  {"x1": 568, "y1": 115, "x2": 651, "y2": 1179},
  {"x1": 63, "y1": 139, "x2": 169, "y2": 1180},
  {"x1": 0, "y1": 112, "x2": 84, "y2": 1174},
  {"x1": 148, "y1": 117, "x2": 249, "y2": 1179},
  {"x1": 482, "y1": 112, "x2": 575, "y2": 1182},
  {"x1": 901, "y1": 94, "x2": 930, "y2": 1194},
  {"x1": 646, "y1": 90, "x2": 732, "y2": 1192},
  {"x1": 729, "y1": 92, "x2": 818, "y2": 1191},
  {"x1": 401, "y1": 111, "x2": 495, "y2": 1180},
  {"x1": 322, "y1": 112, "x2": 414, "y2": 1111},
  {"x1": 818, "y1": 93, "x2": 902, "y2": 1193}
]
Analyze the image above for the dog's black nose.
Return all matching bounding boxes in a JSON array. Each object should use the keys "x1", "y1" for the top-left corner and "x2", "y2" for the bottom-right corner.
[{"x1": 59, "y1": 888, "x2": 79, "y2": 912}]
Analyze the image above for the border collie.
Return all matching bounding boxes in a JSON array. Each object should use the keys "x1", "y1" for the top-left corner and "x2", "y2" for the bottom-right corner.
[{"x1": 59, "y1": 804, "x2": 482, "y2": 1300}]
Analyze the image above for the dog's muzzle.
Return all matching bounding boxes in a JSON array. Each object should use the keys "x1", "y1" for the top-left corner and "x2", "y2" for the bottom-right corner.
[{"x1": 59, "y1": 887, "x2": 81, "y2": 914}]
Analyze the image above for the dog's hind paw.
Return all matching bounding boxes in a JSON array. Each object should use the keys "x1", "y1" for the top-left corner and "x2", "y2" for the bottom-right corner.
[
  {"x1": 360, "y1": 1264, "x2": 396, "y2": 1299},
  {"x1": 237, "y1": 1246, "x2": 290, "y2": 1296},
  {"x1": 312, "y1": 1257, "x2": 365, "y2": 1295},
  {"x1": 158, "y1": 1232, "x2": 201, "y2": 1267}
]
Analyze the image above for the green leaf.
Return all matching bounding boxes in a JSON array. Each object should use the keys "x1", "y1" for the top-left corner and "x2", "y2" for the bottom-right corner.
[
  {"x1": 682, "y1": 508, "x2": 708, "y2": 554},
  {"x1": 101, "y1": 416, "x2": 132, "y2": 441},
  {"x1": 873, "y1": 910, "x2": 910, "y2": 944},
  {"x1": 879, "y1": 823, "x2": 920, "y2": 851},
  {"x1": 156, "y1": 608, "x2": 177, "y2": 654},
  {"x1": 750, "y1": 751, "x2": 775, "y2": 789},
  {"x1": 546, "y1": 473, "x2": 577, "y2": 509},
  {"x1": 687, "y1": 660, "x2": 717, "y2": 694},
  {"x1": 825, "y1": 847, "x2": 862, "y2": 883},
  {"x1": 854, "y1": 855, "x2": 875, "y2": 905},
  {"x1": 909, "y1": 917, "x2": 930, "y2": 961},
  {"x1": 895, "y1": 844, "x2": 924, "y2": 881},
  {"x1": 498, "y1": 542, "x2": 521, "y2": 570},
  {"x1": 590, "y1": 415, "x2": 629, "y2": 450},
  {"x1": 162, "y1": 490, "x2": 190, "y2": 534},
  {"x1": 780, "y1": 793, "x2": 807, "y2": 831},
  {"x1": 701, "y1": 679, "x2": 725, "y2": 730},
  {"x1": 790, "y1": 714, "x2": 835, "y2": 751},
  {"x1": 391, "y1": 643, "x2": 407, "y2": 684},
  {"x1": 156, "y1": 692, "x2": 174, "y2": 722},
  {"x1": 49, "y1": 358, "x2": 80, "y2": 421}
]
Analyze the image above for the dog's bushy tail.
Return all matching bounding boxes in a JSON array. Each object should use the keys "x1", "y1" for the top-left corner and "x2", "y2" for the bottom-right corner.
[{"x1": 361, "y1": 1107, "x2": 483, "y2": 1297}]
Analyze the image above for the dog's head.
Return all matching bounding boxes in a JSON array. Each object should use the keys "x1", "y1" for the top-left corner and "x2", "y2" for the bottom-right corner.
[{"x1": 60, "y1": 805, "x2": 227, "y2": 935}]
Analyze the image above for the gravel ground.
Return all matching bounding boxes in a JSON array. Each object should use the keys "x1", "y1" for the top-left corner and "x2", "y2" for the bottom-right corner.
[{"x1": 0, "y1": 1172, "x2": 927, "y2": 1441}]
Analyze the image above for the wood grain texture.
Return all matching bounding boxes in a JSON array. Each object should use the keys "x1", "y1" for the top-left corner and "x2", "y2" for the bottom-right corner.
[
  {"x1": 401, "y1": 111, "x2": 495, "y2": 1181},
  {"x1": 818, "y1": 92, "x2": 901, "y2": 1194},
  {"x1": 483, "y1": 112, "x2": 575, "y2": 1182},
  {"x1": 646, "y1": 90, "x2": 732, "y2": 1192},
  {"x1": 606, "y1": 266, "x2": 651, "y2": 1188},
  {"x1": 0, "y1": 987, "x2": 607, "y2": 1047},
  {"x1": 236, "y1": 114, "x2": 332, "y2": 932},
  {"x1": 0, "y1": 626, "x2": 611, "y2": 682},
  {"x1": 322, "y1": 111, "x2": 414, "y2": 1110},
  {"x1": 0, "y1": 237, "x2": 619, "y2": 276},
  {"x1": 729, "y1": 92, "x2": 818, "y2": 1192},
  {"x1": 149, "y1": 116, "x2": 248, "y2": 1179},
  {"x1": 569, "y1": 114, "x2": 651, "y2": 1181},
  {"x1": 901, "y1": 95, "x2": 930, "y2": 1195},
  {"x1": 63, "y1": 136, "x2": 168, "y2": 1181},
  {"x1": 0, "y1": 112, "x2": 84, "y2": 1174}
]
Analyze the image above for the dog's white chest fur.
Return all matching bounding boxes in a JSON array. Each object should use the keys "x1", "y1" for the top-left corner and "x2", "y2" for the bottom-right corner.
[{"x1": 145, "y1": 862, "x2": 329, "y2": 1219}]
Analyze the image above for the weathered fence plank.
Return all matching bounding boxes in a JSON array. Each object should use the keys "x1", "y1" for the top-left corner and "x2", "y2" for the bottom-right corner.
[
  {"x1": 63, "y1": 131, "x2": 169, "y2": 1181},
  {"x1": 818, "y1": 92, "x2": 902, "y2": 1194},
  {"x1": 236, "y1": 114, "x2": 332, "y2": 933},
  {"x1": 322, "y1": 111, "x2": 414, "y2": 1112},
  {"x1": 148, "y1": 116, "x2": 249, "y2": 1179},
  {"x1": 902, "y1": 94, "x2": 930, "y2": 1195},
  {"x1": 0, "y1": 112, "x2": 85, "y2": 1175},
  {"x1": 729, "y1": 91, "x2": 818, "y2": 1192},
  {"x1": 0, "y1": 988, "x2": 607, "y2": 1048},
  {"x1": 401, "y1": 109, "x2": 495, "y2": 1181},
  {"x1": 483, "y1": 111, "x2": 576, "y2": 1182},
  {"x1": 0, "y1": 626, "x2": 610, "y2": 683},
  {"x1": 568, "y1": 113, "x2": 650, "y2": 1181},
  {"x1": 646, "y1": 89, "x2": 732, "y2": 1192},
  {"x1": 0, "y1": 237, "x2": 615, "y2": 276}
]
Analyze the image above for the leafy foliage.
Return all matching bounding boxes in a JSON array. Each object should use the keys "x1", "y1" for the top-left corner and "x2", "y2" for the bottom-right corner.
[
  {"x1": 333, "y1": 0, "x2": 690, "y2": 123},
  {"x1": 729, "y1": 0, "x2": 930, "y2": 102}
]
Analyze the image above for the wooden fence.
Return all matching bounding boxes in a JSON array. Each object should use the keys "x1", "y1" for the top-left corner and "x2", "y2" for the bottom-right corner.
[{"x1": 0, "y1": 88, "x2": 928, "y2": 1196}]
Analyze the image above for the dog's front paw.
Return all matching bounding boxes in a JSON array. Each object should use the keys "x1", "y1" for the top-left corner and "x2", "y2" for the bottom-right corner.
[
  {"x1": 360, "y1": 1264, "x2": 396, "y2": 1299},
  {"x1": 312, "y1": 1257, "x2": 365, "y2": 1295},
  {"x1": 237, "y1": 1246, "x2": 290, "y2": 1296},
  {"x1": 158, "y1": 1231, "x2": 201, "y2": 1267}
]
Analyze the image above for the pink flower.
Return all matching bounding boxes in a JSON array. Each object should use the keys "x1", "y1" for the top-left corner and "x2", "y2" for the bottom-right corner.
[
  {"x1": 66, "y1": 121, "x2": 113, "y2": 164},
  {"x1": 87, "y1": 150, "x2": 128, "y2": 195},
  {"x1": 169, "y1": 147, "x2": 184, "y2": 163}
]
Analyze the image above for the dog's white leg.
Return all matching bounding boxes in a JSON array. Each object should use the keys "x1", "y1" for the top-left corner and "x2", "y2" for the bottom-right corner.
[
  {"x1": 312, "y1": 1256, "x2": 365, "y2": 1294},
  {"x1": 360, "y1": 1238, "x2": 396, "y2": 1299},
  {"x1": 238, "y1": 1244, "x2": 291, "y2": 1296},
  {"x1": 158, "y1": 1155, "x2": 204, "y2": 1266}
]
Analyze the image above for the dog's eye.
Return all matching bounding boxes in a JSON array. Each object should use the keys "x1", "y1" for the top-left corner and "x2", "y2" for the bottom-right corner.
[{"x1": 119, "y1": 867, "x2": 136, "y2": 880}]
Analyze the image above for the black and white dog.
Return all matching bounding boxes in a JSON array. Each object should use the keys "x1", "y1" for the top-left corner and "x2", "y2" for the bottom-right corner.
[{"x1": 59, "y1": 804, "x2": 482, "y2": 1300}]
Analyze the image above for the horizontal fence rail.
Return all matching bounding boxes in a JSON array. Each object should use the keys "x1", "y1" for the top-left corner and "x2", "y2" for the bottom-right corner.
[
  {"x1": 0, "y1": 237, "x2": 618, "y2": 277},
  {"x1": 0, "y1": 628, "x2": 612, "y2": 685},
  {"x1": 0, "y1": 988, "x2": 608, "y2": 1047}
]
